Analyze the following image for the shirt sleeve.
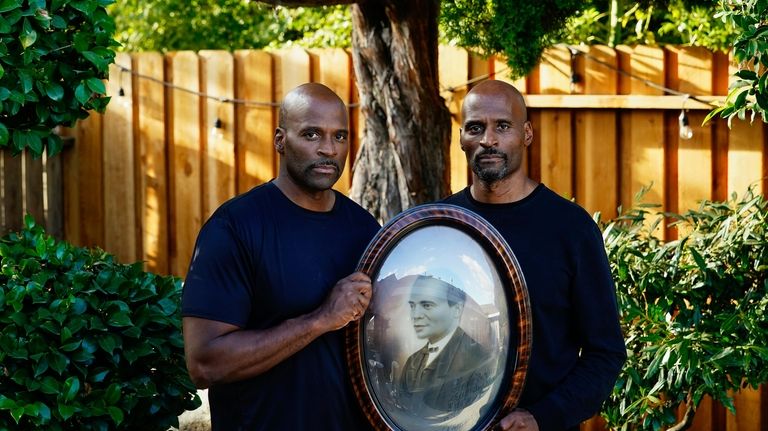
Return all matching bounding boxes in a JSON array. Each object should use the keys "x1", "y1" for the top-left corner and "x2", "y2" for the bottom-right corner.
[
  {"x1": 181, "y1": 216, "x2": 255, "y2": 327},
  {"x1": 526, "y1": 222, "x2": 627, "y2": 430}
]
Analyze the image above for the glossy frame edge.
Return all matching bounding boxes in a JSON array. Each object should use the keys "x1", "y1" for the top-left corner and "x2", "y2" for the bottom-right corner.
[{"x1": 345, "y1": 203, "x2": 532, "y2": 431}]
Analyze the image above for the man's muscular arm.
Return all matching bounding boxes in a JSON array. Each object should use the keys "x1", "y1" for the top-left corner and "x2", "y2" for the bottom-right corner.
[{"x1": 183, "y1": 271, "x2": 371, "y2": 388}]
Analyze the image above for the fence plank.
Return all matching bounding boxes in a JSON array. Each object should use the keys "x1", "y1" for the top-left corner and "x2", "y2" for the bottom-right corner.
[
  {"x1": 576, "y1": 45, "x2": 618, "y2": 219},
  {"x1": 310, "y1": 48, "x2": 353, "y2": 194},
  {"x1": 234, "y1": 50, "x2": 275, "y2": 194},
  {"x1": 167, "y1": 51, "x2": 202, "y2": 277},
  {"x1": 1, "y1": 150, "x2": 22, "y2": 233},
  {"x1": 134, "y1": 52, "x2": 169, "y2": 274},
  {"x1": 728, "y1": 120, "x2": 765, "y2": 196},
  {"x1": 622, "y1": 45, "x2": 666, "y2": 236},
  {"x1": 200, "y1": 50, "x2": 236, "y2": 218},
  {"x1": 103, "y1": 53, "x2": 138, "y2": 263},
  {"x1": 74, "y1": 113, "x2": 104, "y2": 247},
  {"x1": 676, "y1": 47, "x2": 714, "y2": 214},
  {"x1": 45, "y1": 149, "x2": 64, "y2": 238},
  {"x1": 493, "y1": 55, "x2": 527, "y2": 92},
  {"x1": 538, "y1": 45, "x2": 573, "y2": 197},
  {"x1": 438, "y1": 45, "x2": 470, "y2": 195},
  {"x1": 727, "y1": 387, "x2": 763, "y2": 431},
  {"x1": 274, "y1": 47, "x2": 311, "y2": 100},
  {"x1": 24, "y1": 152, "x2": 45, "y2": 225}
]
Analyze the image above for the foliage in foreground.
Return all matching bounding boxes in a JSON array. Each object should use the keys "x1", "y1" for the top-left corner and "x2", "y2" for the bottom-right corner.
[
  {"x1": 601, "y1": 188, "x2": 768, "y2": 430},
  {"x1": 0, "y1": 0, "x2": 117, "y2": 158},
  {"x1": 705, "y1": 0, "x2": 768, "y2": 126},
  {"x1": 0, "y1": 217, "x2": 200, "y2": 430}
]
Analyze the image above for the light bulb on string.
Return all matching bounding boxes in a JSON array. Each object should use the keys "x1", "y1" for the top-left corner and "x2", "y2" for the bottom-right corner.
[
  {"x1": 678, "y1": 109, "x2": 693, "y2": 140},
  {"x1": 209, "y1": 117, "x2": 224, "y2": 147}
]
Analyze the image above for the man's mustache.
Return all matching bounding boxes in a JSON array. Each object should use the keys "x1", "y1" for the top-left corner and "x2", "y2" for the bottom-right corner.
[
  {"x1": 475, "y1": 148, "x2": 507, "y2": 160},
  {"x1": 308, "y1": 160, "x2": 340, "y2": 171}
]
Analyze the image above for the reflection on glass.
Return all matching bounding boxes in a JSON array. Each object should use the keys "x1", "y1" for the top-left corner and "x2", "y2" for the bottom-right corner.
[{"x1": 362, "y1": 225, "x2": 511, "y2": 431}]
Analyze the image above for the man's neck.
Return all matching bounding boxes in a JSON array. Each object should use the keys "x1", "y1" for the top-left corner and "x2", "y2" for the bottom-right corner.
[
  {"x1": 273, "y1": 176, "x2": 336, "y2": 212},
  {"x1": 470, "y1": 173, "x2": 538, "y2": 204}
]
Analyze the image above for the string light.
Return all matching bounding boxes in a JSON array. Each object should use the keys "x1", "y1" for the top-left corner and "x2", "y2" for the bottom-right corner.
[
  {"x1": 209, "y1": 116, "x2": 224, "y2": 147},
  {"x1": 679, "y1": 110, "x2": 693, "y2": 140}
]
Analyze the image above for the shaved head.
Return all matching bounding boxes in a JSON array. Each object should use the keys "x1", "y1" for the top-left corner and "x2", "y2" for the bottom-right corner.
[
  {"x1": 462, "y1": 80, "x2": 528, "y2": 124},
  {"x1": 279, "y1": 83, "x2": 347, "y2": 129}
]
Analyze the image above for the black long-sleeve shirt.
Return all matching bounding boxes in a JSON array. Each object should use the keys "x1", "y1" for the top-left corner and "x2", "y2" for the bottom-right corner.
[{"x1": 444, "y1": 184, "x2": 627, "y2": 431}]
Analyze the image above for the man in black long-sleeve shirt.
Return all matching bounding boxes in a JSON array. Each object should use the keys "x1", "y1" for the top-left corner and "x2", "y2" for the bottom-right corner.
[{"x1": 443, "y1": 79, "x2": 626, "y2": 431}]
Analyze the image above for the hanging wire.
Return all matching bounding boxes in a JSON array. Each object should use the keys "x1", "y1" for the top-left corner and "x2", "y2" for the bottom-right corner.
[{"x1": 115, "y1": 47, "x2": 720, "y2": 110}]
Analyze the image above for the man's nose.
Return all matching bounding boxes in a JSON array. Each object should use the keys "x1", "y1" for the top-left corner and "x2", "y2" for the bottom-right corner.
[
  {"x1": 317, "y1": 135, "x2": 338, "y2": 157},
  {"x1": 480, "y1": 128, "x2": 498, "y2": 148}
]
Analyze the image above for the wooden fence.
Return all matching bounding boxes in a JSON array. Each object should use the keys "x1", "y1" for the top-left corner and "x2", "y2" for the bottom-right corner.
[{"x1": 1, "y1": 44, "x2": 767, "y2": 430}]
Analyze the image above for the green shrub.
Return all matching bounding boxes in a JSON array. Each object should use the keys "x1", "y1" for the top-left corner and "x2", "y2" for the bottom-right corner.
[
  {"x1": 0, "y1": 217, "x2": 200, "y2": 430},
  {"x1": 601, "y1": 188, "x2": 768, "y2": 430},
  {"x1": 0, "y1": 0, "x2": 117, "y2": 158}
]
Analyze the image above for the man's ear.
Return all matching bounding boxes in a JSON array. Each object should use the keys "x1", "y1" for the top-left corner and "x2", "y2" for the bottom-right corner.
[
  {"x1": 523, "y1": 121, "x2": 533, "y2": 147},
  {"x1": 459, "y1": 128, "x2": 467, "y2": 151},
  {"x1": 274, "y1": 128, "x2": 285, "y2": 153}
]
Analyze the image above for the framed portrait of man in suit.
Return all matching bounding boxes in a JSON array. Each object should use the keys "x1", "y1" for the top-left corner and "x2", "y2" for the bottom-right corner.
[{"x1": 346, "y1": 204, "x2": 532, "y2": 431}]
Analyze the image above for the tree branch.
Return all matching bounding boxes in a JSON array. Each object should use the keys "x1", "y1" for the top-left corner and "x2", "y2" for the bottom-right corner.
[{"x1": 667, "y1": 391, "x2": 697, "y2": 431}]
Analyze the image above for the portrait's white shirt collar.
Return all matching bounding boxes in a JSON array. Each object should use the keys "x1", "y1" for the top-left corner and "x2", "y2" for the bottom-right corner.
[{"x1": 425, "y1": 326, "x2": 458, "y2": 366}]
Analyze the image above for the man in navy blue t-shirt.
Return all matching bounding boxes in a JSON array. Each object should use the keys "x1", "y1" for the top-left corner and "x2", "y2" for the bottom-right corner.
[
  {"x1": 443, "y1": 80, "x2": 626, "y2": 431},
  {"x1": 181, "y1": 83, "x2": 380, "y2": 430}
]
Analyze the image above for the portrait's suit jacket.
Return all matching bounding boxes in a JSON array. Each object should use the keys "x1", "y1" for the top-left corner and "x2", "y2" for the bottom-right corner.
[{"x1": 399, "y1": 328, "x2": 493, "y2": 412}]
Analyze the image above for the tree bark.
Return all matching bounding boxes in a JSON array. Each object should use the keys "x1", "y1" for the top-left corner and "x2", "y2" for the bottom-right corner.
[
  {"x1": 260, "y1": 0, "x2": 452, "y2": 222},
  {"x1": 348, "y1": 1, "x2": 451, "y2": 222}
]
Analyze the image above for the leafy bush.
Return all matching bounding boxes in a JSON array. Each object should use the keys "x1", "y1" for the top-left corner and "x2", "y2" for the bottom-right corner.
[
  {"x1": 601, "y1": 188, "x2": 768, "y2": 430},
  {"x1": 0, "y1": 217, "x2": 200, "y2": 430},
  {"x1": 0, "y1": 0, "x2": 117, "y2": 158}
]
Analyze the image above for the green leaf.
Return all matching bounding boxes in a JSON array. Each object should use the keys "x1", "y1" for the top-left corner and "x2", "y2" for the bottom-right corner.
[
  {"x1": 19, "y1": 18, "x2": 37, "y2": 49},
  {"x1": 62, "y1": 376, "x2": 80, "y2": 402},
  {"x1": 58, "y1": 404, "x2": 76, "y2": 420},
  {"x1": 86, "y1": 77, "x2": 106, "y2": 95},
  {"x1": 107, "y1": 312, "x2": 132, "y2": 327},
  {"x1": 0, "y1": 395, "x2": 16, "y2": 410},
  {"x1": 10, "y1": 406, "x2": 24, "y2": 423},
  {"x1": 75, "y1": 82, "x2": 90, "y2": 104},
  {"x1": 107, "y1": 406, "x2": 124, "y2": 425},
  {"x1": 36, "y1": 402, "x2": 51, "y2": 421},
  {"x1": 39, "y1": 376, "x2": 59, "y2": 394},
  {"x1": 104, "y1": 383, "x2": 121, "y2": 405},
  {"x1": 0, "y1": 122, "x2": 8, "y2": 147},
  {"x1": 45, "y1": 82, "x2": 64, "y2": 101},
  {"x1": 0, "y1": 62, "x2": 4, "y2": 80},
  {"x1": 82, "y1": 50, "x2": 108, "y2": 70},
  {"x1": 0, "y1": 0, "x2": 21, "y2": 13}
]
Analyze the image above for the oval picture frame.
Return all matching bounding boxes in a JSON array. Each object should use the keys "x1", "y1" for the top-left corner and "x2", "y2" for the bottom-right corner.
[{"x1": 346, "y1": 204, "x2": 532, "y2": 431}]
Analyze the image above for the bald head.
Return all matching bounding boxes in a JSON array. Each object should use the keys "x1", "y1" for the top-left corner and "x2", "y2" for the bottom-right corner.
[
  {"x1": 279, "y1": 83, "x2": 347, "y2": 129},
  {"x1": 462, "y1": 80, "x2": 528, "y2": 124}
]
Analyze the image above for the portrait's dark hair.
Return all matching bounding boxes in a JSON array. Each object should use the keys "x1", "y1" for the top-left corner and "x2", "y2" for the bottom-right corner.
[{"x1": 411, "y1": 275, "x2": 466, "y2": 307}]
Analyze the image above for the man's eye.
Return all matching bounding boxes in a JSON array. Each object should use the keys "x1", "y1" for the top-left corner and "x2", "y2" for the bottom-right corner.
[
  {"x1": 498, "y1": 123, "x2": 511, "y2": 131},
  {"x1": 335, "y1": 133, "x2": 348, "y2": 142},
  {"x1": 303, "y1": 131, "x2": 320, "y2": 140},
  {"x1": 467, "y1": 125, "x2": 483, "y2": 134}
]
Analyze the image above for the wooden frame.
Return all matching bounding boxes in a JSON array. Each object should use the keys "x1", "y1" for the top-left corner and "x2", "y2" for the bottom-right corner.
[{"x1": 346, "y1": 204, "x2": 532, "y2": 431}]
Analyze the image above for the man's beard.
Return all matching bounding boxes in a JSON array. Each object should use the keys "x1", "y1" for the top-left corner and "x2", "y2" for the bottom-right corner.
[
  {"x1": 471, "y1": 148, "x2": 510, "y2": 183},
  {"x1": 288, "y1": 159, "x2": 341, "y2": 191}
]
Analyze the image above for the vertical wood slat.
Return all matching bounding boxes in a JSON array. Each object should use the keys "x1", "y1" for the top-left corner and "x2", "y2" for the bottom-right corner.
[
  {"x1": 200, "y1": 50, "x2": 236, "y2": 219},
  {"x1": 24, "y1": 153, "x2": 44, "y2": 224},
  {"x1": 676, "y1": 47, "x2": 714, "y2": 214},
  {"x1": 234, "y1": 50, "x2": 275, "y2": 194},
  {"x1": 727, "y1": 387, "x2": 764, "y2": 431},
  {"x1": 167, "y1": 51, "x2": 202, "y2": 277},
  {"x1": 538, "y1": 45, "x2": 574, "y2": 197},
  {"x1": 103, "y1": 53, "x2": 137, "y2": 263},
  {"x1": 45, "y1": 150, "x2": 64, "y2": 238},
  {"x1": 74, "y1": 113, "x2": 104, "y2": 248},
  {"x1": 622, "y1": 45, "x2": 666, "y2": 236},
  {"x1": 575, "y1": 46, "x2": 618, "y2": 219},
  {"x1": 135, "y1": 52, "x2": 169, "y2": 274},
  {"x1": 274, "y1": 48, "x2": 311, "y2": 100},
  {"x1": 728, "y1": 120, "x2": 765, "y2": 196},
  {"x1": 2, "y1": 150, "x2": 23, "y2": 233},
  {"x1": 310, "y1": 48, "x2": 354, "y2": 194},
  {"x1": 438, "y1": 45, "x2": 470, "y2": 195}
]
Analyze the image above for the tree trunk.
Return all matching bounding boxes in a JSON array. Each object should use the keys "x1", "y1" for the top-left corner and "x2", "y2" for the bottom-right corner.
[{"x1": 349, "y1": 1, "x2": 451, "y2": 222}]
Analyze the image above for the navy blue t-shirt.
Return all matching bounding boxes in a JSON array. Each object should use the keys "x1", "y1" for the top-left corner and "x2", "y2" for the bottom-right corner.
[
  {"x1": 444, "y1": 185, "x2": 626, "y2": 431},
  {"x1": 182, "y1": 182, "x2": 380, "y2": 431}
]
